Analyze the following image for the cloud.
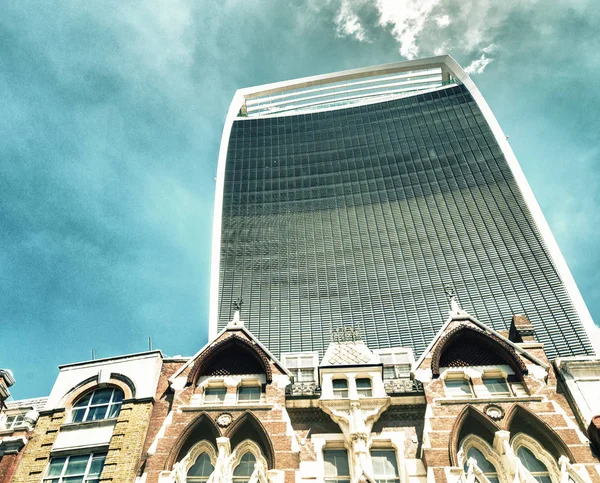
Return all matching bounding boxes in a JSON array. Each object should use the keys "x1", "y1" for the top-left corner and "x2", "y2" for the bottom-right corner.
[
  {"x1": 465, "y1": 52, "x2": 494, "y2": 75},
  {"x1": 335, "y1": 0, "x2": 369, "y2": 42},
  {"x1": 435, "y1": 15, "x2": 451, "y2": 27}
]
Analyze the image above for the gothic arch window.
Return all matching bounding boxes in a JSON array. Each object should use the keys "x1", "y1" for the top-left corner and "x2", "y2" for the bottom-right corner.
[
  {"x1": 459, "y1": 435, "x2": 505, "y2": 483},
  {"x1": 185, "y1": 441, "x2": 217, "y2": 483},
  {"x1": 70, "y1": 387, "x2": 124, "y2": 423},
  {"x1": 230, "y1": 440, "x2": 269, "y2": 483},
  {"x1": 511, "y1": 433, "x2": 560, "y2": 483}
]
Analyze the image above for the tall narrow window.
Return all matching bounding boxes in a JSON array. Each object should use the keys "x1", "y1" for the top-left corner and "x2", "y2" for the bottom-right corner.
[
  {"x1": 356, "y1": 378, "x2": 372, "y2": 397},
  {"x1": 444, "y1": 378, "x2": 473, "y2": 398},
  {"x1": 204, "y1": 387, "x2": 227, "y2": 404},
  {"x1": 371, "y1": 450, "x2": 399, "y2": 483},
  {"x1": 232, "y1": 453, "x2": 256, "y2": 483},
  {"x1": 187, "y1": 453, "x2": 214, "y2": 483},
  {"x1": 464, "y1": 447, "x2": 499, "y2": 483},
  {"x1": 517, "y1": 447, "x2": 552, "y2": 483},
  {"x1": 43, "y1": 453, "x2": 106, "y2": 483},
  {"x1": 71, "y1": 388, "x2": 124, "y2": 423},
  {"x1": 238, "y1": 386, "x2": 261, "y2": 403},
  {"x1": 482, "y1": 377, "x2": 511, "y2": 397},
  {"x1": 324, "y1": 449, "x2": 350, "y2": 483},
  {"x1": 332, "y1": 379, "x2": 348, "y2": 398}
]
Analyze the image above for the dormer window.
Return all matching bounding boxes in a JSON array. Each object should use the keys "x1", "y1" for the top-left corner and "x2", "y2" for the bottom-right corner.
[
  {"x1": 376, "y1": 349, "x2": 412, "y2": 380},
  {"x1": 332, "y1": 379, "x2": 348, "y2": 398},
  {"x1": 356, "y1": 378, "x2": 372, "y2": 397},
  {"x1": 444, "y1": 377, "x2": 473, "y2": 399},
  {"x1": 71, "y1": 388, "x2": 124, "y2": 423},
  {"x1": 282, "y1": 353, "x2": 318, "y2": 383},
  {"x1": 482, "y1": 376, "x2": 512, "y2": 397},
  {"x1": 204, "y1": 387, "x2": 227, "y2": 404},
  {"x1": 238, "y1": 386, "x2": 261, "y2": 403}
]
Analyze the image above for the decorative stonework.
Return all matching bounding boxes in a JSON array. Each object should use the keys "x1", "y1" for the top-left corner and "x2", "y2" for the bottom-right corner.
[{"x1": 216, "y1": 413, "x2": 233, "y2": 428}]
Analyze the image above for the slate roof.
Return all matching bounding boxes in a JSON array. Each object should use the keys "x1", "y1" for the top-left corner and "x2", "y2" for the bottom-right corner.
[{"x1": 320, "y1": 340, "x2": 379, "y2": 366}]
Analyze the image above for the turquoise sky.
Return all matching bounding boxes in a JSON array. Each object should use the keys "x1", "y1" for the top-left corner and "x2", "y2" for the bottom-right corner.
[{"x1": 1, "y1": 0, "x2": 599, "y2": 399}]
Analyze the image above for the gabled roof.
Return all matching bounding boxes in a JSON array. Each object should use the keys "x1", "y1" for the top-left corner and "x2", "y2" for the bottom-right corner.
[
  {"x1": 169, "y1": 313, "x2": 292, "y2": 384},
  {"x1": 414, "y1": 307, "x2": 549, "y2": 372}
]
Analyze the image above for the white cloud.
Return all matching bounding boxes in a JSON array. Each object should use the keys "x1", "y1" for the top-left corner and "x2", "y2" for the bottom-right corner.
[
  {"x1": 465, "y1": 52, "x2": 494, "y2": 75},
  {"x1": 375, "y1": 0, "x2": 440, "y2": 59},
  {"x1": 435, "y1": 15, "x2": 451, "y2": 27},
  {"x1": 335, "y1": 0, "x2": 368, "y2": 42}
]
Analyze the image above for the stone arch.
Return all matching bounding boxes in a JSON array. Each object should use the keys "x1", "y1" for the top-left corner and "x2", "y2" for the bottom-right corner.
[
  {"x1": 188, "y1": 335, "x2": 273, "y2": 386},
  {"x1": 504, "y1": 404, "x2": 574, "y2": 462},
  {"x1": 432, "y1": 325, "x2": 527, "y2": 377},
  {"x1": 59, "y1": 375, "x2": 134, "y2": 409},
  {"x1": 164, "y1": 413, "x2": 222, "y2": 470},
  {"x1": 225, "y1": 411, "x2": 275, "y2": 469},
  {"x1": 450, "y1": 405, "x2": 501, "y2": 466}
]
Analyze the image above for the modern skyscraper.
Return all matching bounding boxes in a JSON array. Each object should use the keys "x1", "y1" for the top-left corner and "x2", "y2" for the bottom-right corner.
[{"x1": 210, "y1": 55, "x2": 596, "y2": 360}]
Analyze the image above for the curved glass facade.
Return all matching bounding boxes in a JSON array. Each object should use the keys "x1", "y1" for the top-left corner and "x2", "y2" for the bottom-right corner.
[{"x1": 217, "y1": 84, "x2": 593, "y2": 359}]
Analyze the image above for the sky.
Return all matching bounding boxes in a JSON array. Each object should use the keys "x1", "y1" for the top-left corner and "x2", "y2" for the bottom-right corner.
[{"x1": 1, "y1": 0, "x2": 599, "y2": 400}]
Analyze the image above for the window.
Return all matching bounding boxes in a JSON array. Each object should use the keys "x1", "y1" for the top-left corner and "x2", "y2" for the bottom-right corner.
[
  {"x1": 332, "y1": 379, "x2": 348, "y2": 398},
  {"x1": 444, "y1": 378, "x2": 473, "y2": 398},
  {"x1": 204, "y1": 387, "x2": 227, "y2": 404},
  {"x1": 283, "y1": 353, "x2": 318, "y2": 383},
  {"x1": 324, "y1": 449, "x2": 350, "y2": 483},
  {"x1": 232, "y1": 452, "x2": 256, "y2": 483},
  {"x1": 482, "y1": 377, "x2": 511, "y2": 397},
  {"x1": 464, "y1": 447, "x2": 499, "y2": 483},
  {"x1": 71, "y1": 388, "x2": 124, "y2": 423},
  {"x1": 43, "y1": 453, "x2": 106, "y2": 483},
  {"x1": 187, "y1": 453, "x2": 214, "y2": 483},
  {"x1": 4, "y1": 413, "x2": 25, "y2": 429},
  {"x1": 238, "y1": 386, "x2": 261, "y2": 403},
  {"x1": 517, "y1": 447, "x2": 552, "y2": 483},
  {"x1": 376, "y1": 350, "x2": 412, "y2": 380},
  {"x1": 356, "y1": 378, "x2": 372, "y2": 397},
  {"x1": 371, "y1": 449, "x2": 399, "y2": 483}
]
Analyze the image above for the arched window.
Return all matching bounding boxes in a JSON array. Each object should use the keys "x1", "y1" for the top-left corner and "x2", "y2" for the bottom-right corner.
[
  {"x1": 464, "y1": 447, "x2": 500, "y2": 483},
  {"x1": 71, "y1": 387, "x2": 124, "y2": 423},
  {"x1": 516, "y1": 447, "x2": 552, "y2": 483},
  {"x1": 232, "y1": 452, "x2": 256, "y2": 483},
  {"x1": 187, "y1": 453, "x2": 214, "y2": 483},
  {"x1": 459, "y1": 435, "x2": 504, "y2": 483}
]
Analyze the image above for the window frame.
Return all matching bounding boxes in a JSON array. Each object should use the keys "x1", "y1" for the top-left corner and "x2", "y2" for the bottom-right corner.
[
  {"x1": 323, "y1": 447, "x2": 351, "y2": 483},
  {"x1": 282, "y1": 352, "x2": 319, "y2": 383},
  {"x1": 43, "y1": 452, "x2": 107, "y2": 483},
  {"x1": 481, "y1": 375, "x2": 512, "y2": 397},
  {"x1": 70, "y1": 387, "x2": 124, "y2": 424},
  {"x1": 370, "y1": 448, "x2": 400, "y2": 483},
  {"x1": 356, "y1": 377, "x2": 372, "y2": 398},
  {"x1": 3, "y1": 411, "x2": 26, "y2": 430},
  {"x1": 374, "y1": 349, "x2": 413, "y2": 380},
  {"x1": 237, "y1": 385, "x2": 262, "y2": 404},
  {"x1": 511, "y1": 433, "x2": 560, "y2": 483},
  {"x1": 203, "y1": 386, "x2": 227, "y2": 405},
  {"x1": 443, "y1": 374, "x2": 474, "y2": 399},
  {"x1": 332, "y1": 379, "x2": 349, "y2": 399},
  {"x1": 459, "y1": 434, "x2": 505, "y2": 483}
]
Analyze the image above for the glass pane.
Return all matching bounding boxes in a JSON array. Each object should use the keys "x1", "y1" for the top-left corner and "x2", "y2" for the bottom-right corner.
[
  {"x1": 483, "y1": 378, "x2": 510, "y2": 395},
  {"x1": 324, "y1": 449, "x2": 349, "y2": 478},
  {"x1": 299, "y1": 368, "x2": 315, "y2": 382},
  {"x1": 379, "y1": 354, "x2": 394, "y2": 365},
  {"x1": 233, "y1": 453, "x2": 256, "y2": 477},
  {"x1": 63, "y1": 477, "x2": 84, "y2": 483},
  {"x1": 383, "y1": 367, "x2": 396, "y2": 379},
  {"x1": 188, "y1": 453, "x2": 214, "y2": 477},
  {"x1": 371, "y1": 450, "x2": 398, "y2": 479},
  {"x1": 517, "y1": 447, "x2": 549, "y2": 473},
  {"x1": 88, "y1": 405, "x2": 108, "y2": 421},
  {"x1": 73, "y1": 393, "x2": 91, "y2": 408},
  {"x1": 285, "y1": 358, "x2": 298, "y2": 369},
  {"x1": 356, "y1": 378, "x2": 371, "y2": 389},
  {"x1": 238, "y1": 387, "x2": 261, "y2": 402},
  {"x1": 111, "y1": 390, "x2": 124, "y2": 403},
  {"x1": 332, "y1": 380, "x2": 348, "y2": 389},
  {"x1": 467, "y1": 447, "x2": 497, "y2": 474},
  {"x1": 47, "y1": 457, "x2": 67, "y2": 476},
  {"x1": 71, "y1": 408, "x2": 86, "y2": 423},
  {"x1": 205, "y1": 388, "x2": 226, "y2": 402},
  {"x1": 107, "y1": 403, "x2": 122, "y2": 419},
  {"x1": 445, "y1": 379, "x2": 471, "y2": 397},
  {"x1": 91, "y1": 389, "x2": 113, "y2": 405},
  {"x1": 65, "y1": 455, "x2": 90, "y2": 475},
  {"x1": 300, "y1": 357, "x2": 314, "y2": 367},
  {"x1": 88, "y1": 454, "x2": 106, "y2": 476}
]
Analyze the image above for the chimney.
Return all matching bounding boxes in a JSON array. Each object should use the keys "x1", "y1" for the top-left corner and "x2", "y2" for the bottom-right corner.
[{"x1": 509, "y1": 314, "x2": 536, "y2": 342}]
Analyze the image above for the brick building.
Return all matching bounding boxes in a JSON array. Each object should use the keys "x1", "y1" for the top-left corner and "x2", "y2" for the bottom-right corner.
[{"x1": 3, "y1": 300, "x2": 600, "y2": 483}]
